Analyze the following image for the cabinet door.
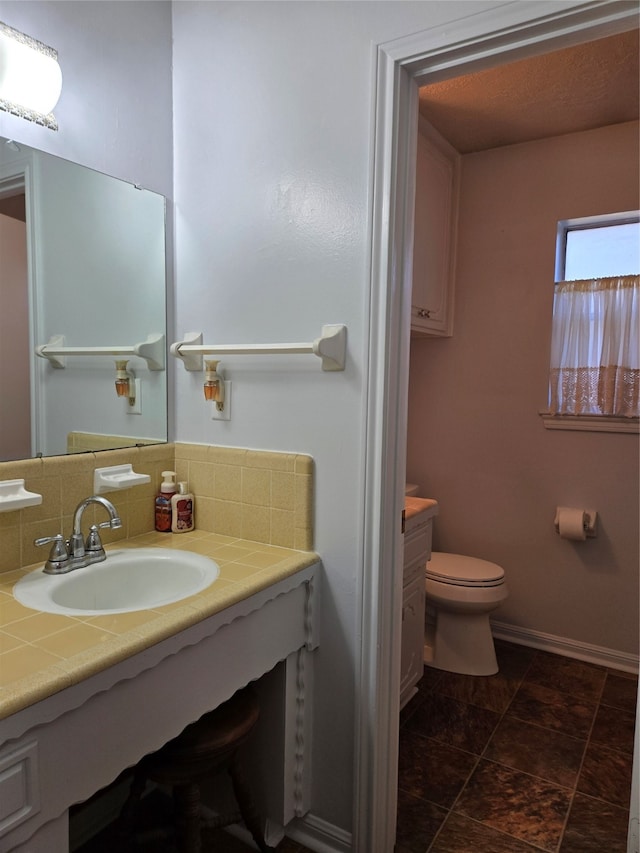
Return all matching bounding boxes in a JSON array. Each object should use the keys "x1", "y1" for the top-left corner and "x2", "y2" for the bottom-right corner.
[
  {"x1": 411, "y1": 118, "x2": 459, "y2": 337},
  {"x1": 399, "y1": 571, "x2": 426, "y2": 710},
  {"x1": 403, "y1": 524, "x2": 432, "y2": 577}
]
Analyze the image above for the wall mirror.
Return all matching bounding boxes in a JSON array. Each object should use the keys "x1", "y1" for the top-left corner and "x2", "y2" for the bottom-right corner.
[{"x1": 0, "y1": 139, "x2": 167, "y2": 463}]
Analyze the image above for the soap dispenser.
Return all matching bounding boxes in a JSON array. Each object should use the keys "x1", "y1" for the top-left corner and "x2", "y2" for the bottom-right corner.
[
  {"x1": 171, "y1": 482, "x2": 195, "y2": 533},
  {"x1": 155, "y1": 470, "x2": 177, "y2": 532}
]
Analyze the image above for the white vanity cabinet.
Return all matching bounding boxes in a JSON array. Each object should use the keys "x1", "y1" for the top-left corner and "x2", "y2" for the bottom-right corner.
[
  {"x1": 411, "y1": 116, "x2": 460, "y2": 338},
  {"x1": 0, "y1": 564, "x2": 318, "y2": 852},
  {"x1": 400, "y1": 500, "x2": 437, "y2": 710}
]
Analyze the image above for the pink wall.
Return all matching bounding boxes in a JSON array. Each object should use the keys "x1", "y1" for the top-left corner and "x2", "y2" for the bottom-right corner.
[
  {"x1": 407, "y1": 121, "x2": 639, "y2": 657},
  {"x1": 0, "y1": 214, "x2": 30, "y2": 460}
]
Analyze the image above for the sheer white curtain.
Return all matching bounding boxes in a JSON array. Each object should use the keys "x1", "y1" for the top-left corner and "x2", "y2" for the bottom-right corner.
[{"x1": 549, "y1": 275, "x2": 640, "y2": 417}]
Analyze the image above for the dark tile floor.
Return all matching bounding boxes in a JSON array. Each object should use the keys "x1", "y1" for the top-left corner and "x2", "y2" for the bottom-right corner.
[
  {"x1": 76, "y1": 640, "x2": 637, "y2": 853},
  {"x1": 397, "y1": 640, "x2": 637, "y2": 853}
]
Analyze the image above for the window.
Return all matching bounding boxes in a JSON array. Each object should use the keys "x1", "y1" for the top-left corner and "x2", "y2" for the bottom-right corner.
[
  {"x1": 546, "y1": 212, "x2": 639, "y2": 428},
  {"x1": 555, "y1": 213, "x2": 640, "y2": 281}
]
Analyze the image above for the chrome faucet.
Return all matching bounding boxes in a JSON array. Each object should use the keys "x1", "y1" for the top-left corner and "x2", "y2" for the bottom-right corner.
[{"x1": 35, "y1": 495, "x2": 122, "y2": 574}]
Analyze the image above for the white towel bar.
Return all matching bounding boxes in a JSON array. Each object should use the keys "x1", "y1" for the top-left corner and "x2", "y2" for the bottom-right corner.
[
  {"x1": 170, "y1": 324, "x2": 346, "y2": 372},
  {"x1": 35, "y1": 333, "x2": 165, "y2": 370}
]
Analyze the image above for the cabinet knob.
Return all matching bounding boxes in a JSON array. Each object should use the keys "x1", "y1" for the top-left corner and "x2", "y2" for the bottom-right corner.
[{"x1": 416, "y1": 308, "x2": 431, "y2": 318}]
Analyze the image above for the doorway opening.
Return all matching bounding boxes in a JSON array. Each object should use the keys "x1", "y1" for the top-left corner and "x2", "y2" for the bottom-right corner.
[
  {"x1": 0, "y1": 175, "x2": 30, "y2": 460},
  {"x1": 358, "y1": 4, "x2": 640, "y2": 851}
]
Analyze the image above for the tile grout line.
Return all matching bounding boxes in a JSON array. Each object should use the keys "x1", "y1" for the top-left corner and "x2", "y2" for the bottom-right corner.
[
  {"x1": 401, "y1": 645, "x2": 634, "y2": 852},
  {"x1": 427, "y1": 646, "x2": 542, "y2": 852},
  {"x1": 463, "y1": 647, "x2": 562, "y2": 852},
  {"x1": 552, "y1": 664, "x2": 613, "y2": 852}
]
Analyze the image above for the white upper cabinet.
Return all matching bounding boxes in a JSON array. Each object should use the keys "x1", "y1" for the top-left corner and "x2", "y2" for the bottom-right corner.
[{"x1": 411, "y1": 117, "x2": 460, "y2": 337}]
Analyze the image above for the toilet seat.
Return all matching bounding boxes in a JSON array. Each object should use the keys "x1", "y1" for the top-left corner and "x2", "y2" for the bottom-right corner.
[{"x1": 426, "y1": 552, "x2": 504, "y2": 588}]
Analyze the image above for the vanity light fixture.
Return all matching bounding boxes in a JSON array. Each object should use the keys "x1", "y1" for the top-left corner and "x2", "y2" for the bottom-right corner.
[
  {"x1": 0, "y1": 22, "x2": 62, "y2": 129},
  {"x1": 114, "y1": 360, "x2": 136, "y2": 406},
  {"x1": 203, "y1": 360, "x2": 225, "y2": 412}
]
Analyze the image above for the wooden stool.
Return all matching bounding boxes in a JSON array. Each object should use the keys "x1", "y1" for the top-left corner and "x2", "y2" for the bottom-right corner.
[{"x1": 118, "y1": 685, "x2": 271, "y2": 852}]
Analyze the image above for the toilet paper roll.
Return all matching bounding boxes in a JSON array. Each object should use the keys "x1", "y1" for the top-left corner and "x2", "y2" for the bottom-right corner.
[{"x1": 555, "y1": 506, "x2": 587, "y2": 541}]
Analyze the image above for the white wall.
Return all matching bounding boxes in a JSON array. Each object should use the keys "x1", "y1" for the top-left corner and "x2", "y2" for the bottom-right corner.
[
  {"x1": 0, "y1": 1, "x2": 173, "y2": 196},
  {"x1": 170, "y1": 0, "x2": 511, "y2": 835}
]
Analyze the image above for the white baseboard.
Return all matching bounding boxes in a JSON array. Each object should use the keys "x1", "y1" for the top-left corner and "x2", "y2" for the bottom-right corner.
[
  {"x1": 284, "y1": 812, "x2": 352, "y2": 853},
  {"x1": 491, "y1": 620, "x2": 639, "y2": 674},
  {"x1": 197, "y1": 806, "x2": 352, "y2": 853}
]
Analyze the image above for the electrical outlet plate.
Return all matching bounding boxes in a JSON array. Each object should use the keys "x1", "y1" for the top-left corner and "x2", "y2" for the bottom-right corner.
[{"x1": 211, "y1": 380, "x2": 231, "y2": 421}]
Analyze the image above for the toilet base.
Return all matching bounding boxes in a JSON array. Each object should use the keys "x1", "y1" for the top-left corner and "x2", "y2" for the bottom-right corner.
[{"x1": 424, "y1": 611, "x2": 498, "y2": 676}]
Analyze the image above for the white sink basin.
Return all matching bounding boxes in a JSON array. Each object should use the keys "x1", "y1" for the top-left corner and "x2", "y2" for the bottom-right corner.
[{"x1": 14, "y1": 548, "x2": 220, "y2": 616}]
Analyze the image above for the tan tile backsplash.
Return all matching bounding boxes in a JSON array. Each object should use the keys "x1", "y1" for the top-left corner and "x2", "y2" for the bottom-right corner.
[
  {"x1": 174, "y1": 443, "x2": 314, "y2": 550},
  {"x1": 67, "y1": 432, "x2": 160, "y2": 454},
  {"x1": 0, "y1": 443, "x2": 314, "y2": 575}
]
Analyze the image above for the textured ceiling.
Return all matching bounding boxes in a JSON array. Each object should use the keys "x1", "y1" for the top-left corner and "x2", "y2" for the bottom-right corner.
[{"x1": 418, "y1": 30, "x2": 639, "y2": 153}]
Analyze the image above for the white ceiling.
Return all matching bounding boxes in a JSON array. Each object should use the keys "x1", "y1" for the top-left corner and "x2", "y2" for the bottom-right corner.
[{"x1": 418, "y1": 30, "x2": 639, "y2": 153}]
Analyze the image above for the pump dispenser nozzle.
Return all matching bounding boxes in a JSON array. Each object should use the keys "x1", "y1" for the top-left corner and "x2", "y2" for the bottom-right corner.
[{"x1": 160, "y1": 471, "x2": 176, "y2": 493}]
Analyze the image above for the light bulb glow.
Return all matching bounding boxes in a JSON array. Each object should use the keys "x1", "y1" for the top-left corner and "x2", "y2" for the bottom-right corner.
[{"x1": 0, "y1": 24, "x2": 61, "y2": 124}]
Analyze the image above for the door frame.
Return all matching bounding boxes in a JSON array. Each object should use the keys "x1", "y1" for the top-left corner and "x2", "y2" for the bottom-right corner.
[
  {"x1": 0, "y1": 159, "x2": 40, "y2": 459},
  {"x1": 357, "y1": 2, "x2": 639, "y2": 850}
]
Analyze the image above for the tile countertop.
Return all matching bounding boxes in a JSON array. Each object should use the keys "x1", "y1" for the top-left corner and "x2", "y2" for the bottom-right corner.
[
  {"x1": 404, "y1": 497, "x2": 438, "y2": 522},
  {"x1": 0, "y1": 531, "x2": 319, "y2": 721}
]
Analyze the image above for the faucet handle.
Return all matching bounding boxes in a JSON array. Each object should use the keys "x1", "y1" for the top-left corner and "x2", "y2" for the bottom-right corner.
[
  {"x1": 85, "y1": 524, "x2": 106, "y2": 555},
  {"x1": 34, "y1": 533, "x2": 66, "y2": 554},
  {"x1": 85, "y1": 516, "x2": 121, "y2": 553},
  {"x1": 96, "y1": 517, "x2": 122, "y2": 530},
  {"x1": 34, "y1": 534, "x2": 70, "y2": 574}
]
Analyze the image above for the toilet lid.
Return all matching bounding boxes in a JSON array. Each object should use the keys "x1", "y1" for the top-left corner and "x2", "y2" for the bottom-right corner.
[{"x1": 426, "y1": 552, "x2": 505, "y2": 587}]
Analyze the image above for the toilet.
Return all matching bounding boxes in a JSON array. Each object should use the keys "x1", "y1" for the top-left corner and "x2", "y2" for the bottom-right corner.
[{"x1": 424, "y1": 551, "x2": 508, "y2": 676}]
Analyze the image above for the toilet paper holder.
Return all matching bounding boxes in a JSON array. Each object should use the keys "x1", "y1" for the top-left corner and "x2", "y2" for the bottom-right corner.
[{"x1": 554, "y1": 507, "x2": 598, "y2": 539}]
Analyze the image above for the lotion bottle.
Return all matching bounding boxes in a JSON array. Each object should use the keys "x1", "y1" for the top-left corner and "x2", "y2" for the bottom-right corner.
[
  {"x1": 155, "y1": 470, "x2": 176, "y2": 532},
  {"x1": 171, "y1": 482, "x2": 195, "y2": 533}
]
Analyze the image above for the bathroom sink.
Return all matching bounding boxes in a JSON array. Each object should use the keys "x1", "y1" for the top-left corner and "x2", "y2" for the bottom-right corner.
[{"x1": 14, "y1": 548, "x2": 220, "y2": 616}]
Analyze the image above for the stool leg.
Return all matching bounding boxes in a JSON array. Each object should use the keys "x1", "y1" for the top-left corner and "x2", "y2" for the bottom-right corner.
[
  {"x1": 228, "y1": 753, "x2": 271, "y2": 853},
  {"x1": 174, "y1": 782, "x2": 202, "y2": 853}
]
